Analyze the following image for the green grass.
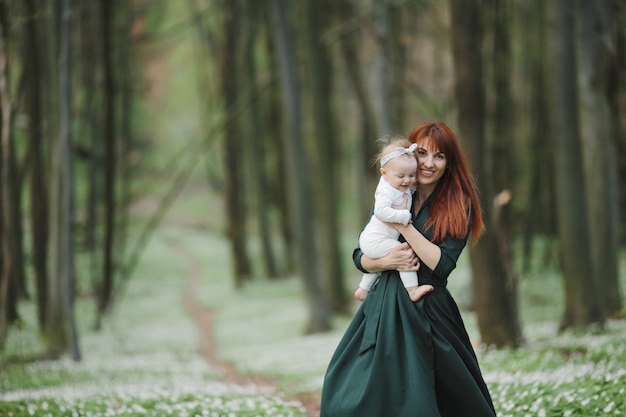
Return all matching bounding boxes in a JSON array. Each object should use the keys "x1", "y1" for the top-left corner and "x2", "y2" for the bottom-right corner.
[
  {"x1": 0, "y1": 226, "x2": 307, "y2": 417},
  {"x1": 2, "y1": 223, "x2": 625, "y2": 417}
]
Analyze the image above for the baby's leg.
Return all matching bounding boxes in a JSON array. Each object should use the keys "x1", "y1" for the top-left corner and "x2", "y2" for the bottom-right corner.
[
  {"x1": 399, "y1": 271, "x2": 434, "y2": 302},
  {"x1": 355, "y1": 272, "x2": 378, "y2": 302},
  {"x1": 406, "y1": 285, "x2": 434, "y2": 302},
  {"x1": 354, "y1": 287, "x2": 369, "y2": 301}
]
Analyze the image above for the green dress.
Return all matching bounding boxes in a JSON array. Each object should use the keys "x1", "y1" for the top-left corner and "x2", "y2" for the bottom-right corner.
[{"x1": 319, "y1": 198, "x2": 497, "y2": 417}]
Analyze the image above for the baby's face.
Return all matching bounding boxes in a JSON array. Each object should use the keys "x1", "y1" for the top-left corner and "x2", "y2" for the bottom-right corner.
[{"x1": 380, "y1": 156, "x2": 417, "y2": 192}]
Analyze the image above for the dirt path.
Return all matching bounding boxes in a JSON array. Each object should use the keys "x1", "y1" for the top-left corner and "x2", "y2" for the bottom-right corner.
[{"x1": 172, "y1": 241, "x2": 321, "y2": 417}]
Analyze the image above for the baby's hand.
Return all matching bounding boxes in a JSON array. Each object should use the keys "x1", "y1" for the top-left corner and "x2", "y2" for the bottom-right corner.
[{"x1": 391, "y1": 194, "x2": 409, "y2": 211}]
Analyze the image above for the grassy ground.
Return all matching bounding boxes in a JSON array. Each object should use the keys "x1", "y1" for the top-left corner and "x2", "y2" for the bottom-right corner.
[
  {"x1": 1, "y1": 215, "x2": 625, "y2": 416},
  {"x1": 0, "y1": 223, "x2": 308, "y2": 417}
]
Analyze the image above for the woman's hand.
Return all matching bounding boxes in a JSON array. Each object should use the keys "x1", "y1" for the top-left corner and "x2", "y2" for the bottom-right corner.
[
  {"x1": 388, "y1": 242, "x2": 420, "y2": 272},
  {"x1": 385, "y1": 220, "x2": 442, "y2": 272},
  {"x1": 361, "y1": 242, "x2": 420, "y2": 273}
]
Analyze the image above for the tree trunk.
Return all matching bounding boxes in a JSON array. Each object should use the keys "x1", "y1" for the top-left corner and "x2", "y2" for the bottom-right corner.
[
  {"x1": 77, "y1": 0, "x2": 102, "y2": 295},
  {"x1": 0, "y1": 17, "x2": 13, "y2": 349},
  {"x1": 6, "y1": 103, "x2": 23, "y2": 314},
  {"x1": 97, "y1": 0, "x2": 116, "y2": 325},
  {"x1": 263, "y1": 11, "x2": 294, "y2": 275},
  {"x1": 489, "y1": 0, "x2": 515, "y2": 195},
  {"x1": 374, "y1": 0, "x2": 391, "y2": 135},
  {"x1": 241, "y1": 1, "x2": 278, "y2": 279},
  {"x1": 24, "y1": 0, "x2": 49, "y2": 331},
  {"x1": 220, "y1": 0, "x2": 252, "y2": 288},
  {"x1": 337, "y1": 0, "x2": 378, "y2": 223},
  {"x1": 0, "y1": 2, "x2": 25, "y2": 318},
  {"x1": 521, "y1": 0, "x2": 556, "y2": 273},
  {"x1": 305, "y1": 0, "x2": 348, "y2": 314},
  {"x1": 46, "y1": 0, "x2": 80, "y2": 359},
  {"x1": 608, "y1": 5, "x2": 626, "y2": 246},
  {"x1": 389, "y1": 3, "x2": 407, "y2": 132},
  {"x1": 577, "y1": 0, "x2": 622, "y2": 316},
  {"x1": 270, "y1": 0, "x2": 331, "y2": 333},
  {"x1": 449, "y1": 0, "x2": 523, "y2": 348},
  {"x1": 545, "y1": 0, "x2": 604, "y2": 330}
]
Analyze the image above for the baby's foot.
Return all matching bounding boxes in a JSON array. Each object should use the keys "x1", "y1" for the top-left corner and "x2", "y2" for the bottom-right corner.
[
  {"x1": 354, "y1": 287, "x2": 369, "y2": 301},
  {"x1": 407, "y1": 285, "x2": 434, "y2": 302}
]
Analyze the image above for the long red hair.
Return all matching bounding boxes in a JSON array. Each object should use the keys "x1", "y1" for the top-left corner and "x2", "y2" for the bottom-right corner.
[{"x1": 407, "y1": 121, "x2": 484, "y2": 243}]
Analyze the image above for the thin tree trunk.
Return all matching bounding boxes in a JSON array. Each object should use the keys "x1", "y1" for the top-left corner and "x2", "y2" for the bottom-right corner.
[
  {"x1": 242, "y1": 1, "x2": 278, "y2": 279},
  {"x1": 7, "y1": 107, "x2": 23, "y2": 314},
  {"x1": 608, "y1": 7, "x2": 626, "y2": 246},
  {"x1": 389, "y1": 3, "x2": 407, "y2": 131},
  {"x1": 220, "y1": 0, "x2": 252, "y2": 288},
  {"x1": 449, "y1": 0, "x2": 523, "y2": 348},
  {"x1": 521, "y1": 0, "x2": 555, "y2": 273},
  {"x1": 545, "y1": 0, "x2": 604, "y2": 330},
  {"x1": 0, "y1": 17, "x2": 13, "y2": 349},
  {"x1": 337, "y1": 0, "x2": 378, "y2": 222},
  {"x1": 24, "y1": 0, "x2": 49, "y2": 330},
  {"x1": 97, "y1": 0, "x2": 116, "y2": 326},
  {"x1": 489, "y1": 0, "x2": 515, "y2": 195},
  {"x1": 270, "y1": 0, "x2": 331, "y2": 333},
  {"x1": 577, "y1": 0, "x2": 622, "y2": 316},
  {"x1": 0, "y1": 2, "x2": 25, "y2": 316},
  {"x1": 263, "y1": 12, "x2": 294, "y2": 275},
  {"x1": 305, "y1": 0, "x2": 348, "y2": 313},
  {"x1": 24, "y1": 0, "x2": 49, "y2": 331},
  {"x1": 57, "y1": 0, "x2": 80, "y2": 360},
  {"x1": 116, "y1": 10, "x2": 136, "y2": 287},
  {"x1": 77, "y1": 0, "x2": 102, "y2": 295},
  {"x1": 45, "y1": 3, "x2": 68, "y2": 357},
  {"x1": 374, "y1": 0, "x2": 391, "y2": 135}
]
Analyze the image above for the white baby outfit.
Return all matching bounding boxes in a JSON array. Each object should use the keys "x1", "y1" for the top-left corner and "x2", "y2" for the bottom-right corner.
[{"x1": 358, "y1": 176, "x2": 418, "y2": 291}]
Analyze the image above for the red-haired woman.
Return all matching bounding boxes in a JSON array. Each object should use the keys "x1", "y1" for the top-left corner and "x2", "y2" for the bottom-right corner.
[{"x1": 320, "y1": 121, "x2": 497, "y2": 417}]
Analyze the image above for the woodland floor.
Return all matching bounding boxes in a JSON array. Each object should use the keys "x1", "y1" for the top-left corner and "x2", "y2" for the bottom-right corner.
[{"x1": 173, "y1": 240, "x2": 322, "y2": 417}]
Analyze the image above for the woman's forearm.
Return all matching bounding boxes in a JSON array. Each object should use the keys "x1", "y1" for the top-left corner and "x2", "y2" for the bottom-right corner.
[
  {"x1": 360, "y1": 254, "x2": 385, "y2": 273},
  {"x1": 395, "y1": 224, "x2": 441, "y2": 270}
]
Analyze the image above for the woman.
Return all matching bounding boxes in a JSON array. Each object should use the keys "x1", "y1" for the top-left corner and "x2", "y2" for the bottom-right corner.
[{"x1": 319, "y1": 121, "x2": 497, "y2": 417}]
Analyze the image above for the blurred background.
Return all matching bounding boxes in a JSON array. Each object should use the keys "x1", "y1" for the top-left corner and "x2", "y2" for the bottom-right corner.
[{"x1": 0, "y1": 0, "x2": 624, "y2": 361}]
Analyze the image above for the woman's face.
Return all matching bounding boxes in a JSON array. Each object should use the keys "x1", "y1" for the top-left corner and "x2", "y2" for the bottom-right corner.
[{"x1": 415, "y1": 141, "x2": 447, "y2": 187}]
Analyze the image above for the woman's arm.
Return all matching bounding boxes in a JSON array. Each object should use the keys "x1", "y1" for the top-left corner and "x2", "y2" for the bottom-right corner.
[
  {"x1": 392, "y1": 223, "x2": 441, "y2": 271},
  {"x1": 358, "y1": 242, "x2": 420, "y2": 273}
]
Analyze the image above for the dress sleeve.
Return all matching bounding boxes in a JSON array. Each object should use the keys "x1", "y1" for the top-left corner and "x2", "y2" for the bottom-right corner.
[
  {"x1": 431, "y1": 213, "x2": 472, "y2": 280},
  {"x1": 352, "y1": 246, "x2": 368, "y2": 273},
  {"x1": 352, "y1": 203, "x2": 376, "y2": 273},
  {"x1": 431, "y1": 232, "x2": 469, "y2": 280}
]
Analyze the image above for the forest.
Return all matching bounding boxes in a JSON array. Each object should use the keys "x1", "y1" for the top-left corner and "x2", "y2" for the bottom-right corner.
[{"x1": 0, "y1": 0, "x2": 624, "y2": 368}]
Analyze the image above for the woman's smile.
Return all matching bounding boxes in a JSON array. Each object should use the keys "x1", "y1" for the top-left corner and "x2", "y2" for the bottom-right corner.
[{"x1": 416, "y1": 146, "x2": 447, "y2": 185}]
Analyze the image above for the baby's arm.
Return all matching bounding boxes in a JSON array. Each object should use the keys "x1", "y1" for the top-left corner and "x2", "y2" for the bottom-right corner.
[{"x1": 374, "y1": 191, "x2": 411, "y2": 225}]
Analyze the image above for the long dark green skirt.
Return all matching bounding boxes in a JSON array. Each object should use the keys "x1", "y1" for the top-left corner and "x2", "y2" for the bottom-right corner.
[{"x1": 320, "y1": 275, "x2": 497, "y2": 417}]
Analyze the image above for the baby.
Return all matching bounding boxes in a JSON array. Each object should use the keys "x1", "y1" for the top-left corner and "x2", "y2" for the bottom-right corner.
[{"x1": 355, "y1": 136, "x2": 434, "y2": 302}]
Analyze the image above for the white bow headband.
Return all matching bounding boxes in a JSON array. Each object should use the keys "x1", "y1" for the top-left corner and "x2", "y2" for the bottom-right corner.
[{"x1": 380, "y1": 143, "x2": 417, "y2": 167}]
